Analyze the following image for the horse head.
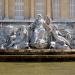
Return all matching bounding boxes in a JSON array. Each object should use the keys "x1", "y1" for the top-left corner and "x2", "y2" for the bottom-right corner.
[{"x1": 7, "y1": 25, "x2": 29, "y2": 49}]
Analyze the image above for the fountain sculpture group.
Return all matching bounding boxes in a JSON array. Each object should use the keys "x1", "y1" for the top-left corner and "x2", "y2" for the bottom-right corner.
[{"x1": 0, "y1": 15, "x2": 72, "y2": 49}]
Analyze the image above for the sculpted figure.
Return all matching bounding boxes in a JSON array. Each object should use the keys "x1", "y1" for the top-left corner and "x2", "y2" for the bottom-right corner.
[
  {"x1": 0, "y1": 25, "x2": 15, "y2": 49},
  {"x1": 8, "y1": 25, "x2": 29, "y2": 49},
  {"x1": 0, "y1": 15, "x2": 71, "y2": 49},
  {"x1": 29, "y1": 14, "x2": 49, "y2": 49},
  {"x1": 44, "y1": 16, "x2": 71, "y2": 49}
]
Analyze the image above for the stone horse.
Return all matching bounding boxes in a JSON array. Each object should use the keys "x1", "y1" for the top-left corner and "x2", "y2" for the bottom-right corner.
[
  {"x1": 0, "y1": 25, "x2": 16, "y2": 49},
  {"x1": 8, "y1": 25, "x2": 29, "y2": 49}
]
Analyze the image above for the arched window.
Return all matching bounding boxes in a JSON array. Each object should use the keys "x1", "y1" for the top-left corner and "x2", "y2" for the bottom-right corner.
[
  {"x1": 15, "y1": 0, "x2": 24, "y2": 20},
  {"x1": 35, "y1": 0, "x2": 44, "y2": 17},
  {"x1": 0, "y1": 0, "x2": 4, "y2": 19},
  {"x1": 52, "y1": 0, "x2": 60, "y2": 20}
]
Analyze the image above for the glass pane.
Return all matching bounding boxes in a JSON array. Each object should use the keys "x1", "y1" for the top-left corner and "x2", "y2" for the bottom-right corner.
[
  {"x1": 70, "y1": 0, "x2": 75, "y2": 18},
  {"x1": 35, "y1": 0, "x2": 44, "y2": 17},
  {"x1": 15, "y1": 0, "x2": 24, "y2": 20},
  {"x1": 52, "y1": 0, "x2": 60, "y2": 20},
  {"x1": 0, "y1": 0, "x2": 4, "y2": 19}
]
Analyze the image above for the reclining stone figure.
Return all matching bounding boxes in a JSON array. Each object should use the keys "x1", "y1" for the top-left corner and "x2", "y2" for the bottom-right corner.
[
  {"x1": 29, "y1": 15, "x2": 71, "y2": 49},
  {"x1": 43, "y1": 16, "x2": 71, "y2": 49}
]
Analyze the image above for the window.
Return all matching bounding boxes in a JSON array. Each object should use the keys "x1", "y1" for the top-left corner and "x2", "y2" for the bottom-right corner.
[
  {"x1": 15, "y1": 0, "x2": 24, "y2": 20},
  {"x1": 52, "y1": 0, "x2": 60, "y2": 20},
  {"x1": 35, "y1": 0, "x2": 44, "y2": 17},
  {"x1": 69, "y1": 0, "x2": 75, "y2": 18},
  {"x1": 0, "y1": 0, "x2": 4, "y2": 19}
]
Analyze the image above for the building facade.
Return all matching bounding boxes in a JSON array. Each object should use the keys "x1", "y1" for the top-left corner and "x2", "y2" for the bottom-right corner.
[{"x1": 0, "y1": 0, "x2": 75, "y2": 21}]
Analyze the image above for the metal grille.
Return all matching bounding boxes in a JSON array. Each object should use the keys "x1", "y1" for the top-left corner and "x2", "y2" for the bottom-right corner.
[
  {"x1": 35, "y1": 0, "x2": 44, "y2": 17},
  {"x1": 15, "y1": 0, "x2": 24, "y2": 20}
]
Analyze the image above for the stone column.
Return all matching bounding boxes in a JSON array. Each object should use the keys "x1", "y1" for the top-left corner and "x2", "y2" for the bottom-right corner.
[
  {"x1": 46, "y1": 0, "x2": 52, "y2": 17},
  {"x1": 61, "y1": 0, "x2": 69, "y2": 19},
  {"x1": 8, "y1": 0, "x2": 15, "y2": 19},
  {"x1": 30, "y1": 0, "x2": 35, "y2": 19},
  {"x1": 44, "y1": 0, "x2": 47, "y2": 16},
  {"x1": 5, "y1": 0, "x2": 9, "y2": 19},
  {"x1": 24, "y1": 0, "x2": 30, "y2": 19}
]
